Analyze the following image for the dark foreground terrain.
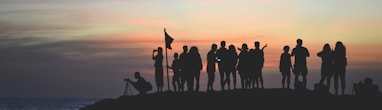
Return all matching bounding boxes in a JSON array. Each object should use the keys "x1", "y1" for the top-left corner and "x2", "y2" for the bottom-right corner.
[{"x1": 81, "y1": 88, "x2": 381, "y2": 110}]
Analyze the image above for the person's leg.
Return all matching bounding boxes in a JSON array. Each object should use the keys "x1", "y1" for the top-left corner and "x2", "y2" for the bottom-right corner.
[
  {"x1": 195, "y1": 71, "x2": 200, "y2": 92},
  {"x1": 232, "y1": 70, "x2": 237, "y2": 89},
  {"x1": 239, "y1": 72, "x2": 244, "y2": 89},
  {"x1": 302, "y1": 67, "x2": 307, "y2": 88},
  {"x1": 211, "y1": 72, "x2": 215, "y2": 91},
  {"x1": 180, "y1": 75, "x2": 185, "y2": 92},
  {"x1": 327, "y1": 72, "x2": 332, "y2": 89},
  {"x1": 340, "y1": 70, "x2": 346, "y2": 95},
  {"x1": 187, "y1": 75, "x2": 194, "y2": 92},
  {"x1": 259, "y1": 70, "x2": 264, "y2": 88},
  {"x1": 319, "y1": 69, "x2": 325, "y2": 84},
  {"x1": 172, "y1": 77, "x2": 177, "y2": 92},
  {"x1": 286, "y1": 72, "x2": 291, "y2": 89},
  {"x1": 225, "y1": 71, "x2": 231, "y2": 90},
  {"x1": 207, "y1": 72, "x2": 211, "y2": 91},
  {"x1": 282, "y1": 72, "x2": 286, "y2": 88},
  {"x1": 219, "y1": 69, "x2": 225, "y2": 91},
  {"x1": 334, "y1": 72, "x2": 339, "y2": 95}
]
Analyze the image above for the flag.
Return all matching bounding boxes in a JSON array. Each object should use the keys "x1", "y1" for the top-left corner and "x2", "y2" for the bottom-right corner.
[{"x1": 165, "y1": 29, "x2": 174, "y2": 50}]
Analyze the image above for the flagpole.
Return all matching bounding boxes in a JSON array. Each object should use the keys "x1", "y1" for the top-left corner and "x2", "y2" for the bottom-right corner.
[{"x1": 164, "y1": 28, "x2": 170, "y2": 91}]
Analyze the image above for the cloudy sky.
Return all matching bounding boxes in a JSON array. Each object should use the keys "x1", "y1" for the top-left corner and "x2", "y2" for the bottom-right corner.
[{"x1": 0, "y1": 0, "x2": 381, "y2": 98}]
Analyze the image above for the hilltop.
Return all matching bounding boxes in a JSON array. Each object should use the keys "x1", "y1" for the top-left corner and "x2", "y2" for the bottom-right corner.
[{"x1": 80, "y1": 88, "x2": 381, "y2": 110}]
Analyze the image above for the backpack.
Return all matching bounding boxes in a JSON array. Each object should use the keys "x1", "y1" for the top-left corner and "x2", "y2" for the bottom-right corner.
[{"x1": 145, "y1": 81, "x2": 153, "y2": 91}]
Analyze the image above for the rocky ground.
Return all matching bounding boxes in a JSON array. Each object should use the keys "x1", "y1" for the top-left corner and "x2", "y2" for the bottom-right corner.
[{"x1": 80, "y1": 88, "x2": 381, "y2": 110}]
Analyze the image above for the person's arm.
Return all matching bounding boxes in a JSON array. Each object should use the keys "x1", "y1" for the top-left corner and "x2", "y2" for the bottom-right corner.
[
  {"x1": 279, "y1": 54, "x2": 283, "y2": 72},
  {"x1": 261, "y1": 44, "x2": 267, "y2": 51},
  {"x1": 152, "y1": 51, "x2": 156, "y2": 60},
  {"x1": 198, "y1": 54, "x2": 203, "y2": 70},
  {"x1": 306, "y1": 48, "x2": 310, "y2": 57},
  {"x1": 317, "y1": 51, "x2": 322, "y2": 57},
  {"x1": 291, "y1": 48, "x2": 295, "y2": 56}
]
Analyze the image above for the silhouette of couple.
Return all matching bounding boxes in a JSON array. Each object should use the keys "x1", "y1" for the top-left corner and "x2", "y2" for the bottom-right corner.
[
  {"x1": 316, "y1": 41, "x2": 347, "y2": 95},
  {"x1": 168, "y1": 46, "x2": 202, "y2": 92}
]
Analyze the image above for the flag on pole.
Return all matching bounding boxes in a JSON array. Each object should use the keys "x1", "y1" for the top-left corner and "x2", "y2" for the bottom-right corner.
[{"x1": 164, "y1": 28, "x2": 174, "y2": 50}]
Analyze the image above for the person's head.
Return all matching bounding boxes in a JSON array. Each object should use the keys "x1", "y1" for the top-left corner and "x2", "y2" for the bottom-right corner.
[
  {"x1": 335, "y1": 41, "x2": 344, "y2": 50},
  {"x1": 336, "y1": 41, "x2": 343, "y2": 47},
  {"x1": 174, "y1": 53, "x2": 179, "y2": 59},
  {"x1": 297, "y1": 39, "x2": 303, "y2": 46},
  {"x1": 211, "y1": 44, "x2": 217, "y2": 51},
  {"x1": 241, "y1": 43, "x2": 248, "y2": 51},
  {"x1": 254, "y1": 41, "x2": 260, "y2": 48},
  {"x1": 220, "y1": 41, "x2": 226, "y2": 47},
  {"x1": 229, "y1": 44, "x2": 235, "y2": 52},
  {"x1": 183, "y1": 45, "x2": 188, "y2": 53},
  {"x1": 364, "y1": 77, "x2": 373, "y2": 85},
  {"x1": 323, "y1": 43, "x2": 330, "y2": 52},
  {"x1": 283, "y1": 45, "x2": 289, "y2": 53},
  {"x1": 190, "y1": 46, "x2": 198, "y2": 54},
  {"x1": 157, "y1": 47, "x2": 162, "y2": 54},
  {"x1": 134, "y1": 72, "x2": 141, "y2": 79}
]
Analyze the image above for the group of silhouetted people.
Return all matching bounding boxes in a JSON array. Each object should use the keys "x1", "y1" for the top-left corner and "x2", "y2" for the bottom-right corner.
[{"x1": 129, "y1": 38, "x2": 350, "y2": 96}]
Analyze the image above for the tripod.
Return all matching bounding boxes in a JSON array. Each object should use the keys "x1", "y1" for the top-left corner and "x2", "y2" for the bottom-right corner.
[{"x1": 123, "y1": 78, "x2": 133, "y2": 96}]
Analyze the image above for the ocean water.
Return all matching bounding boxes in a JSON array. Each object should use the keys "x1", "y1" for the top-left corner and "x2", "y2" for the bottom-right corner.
[{"x1": 0, "y1": 98, "x2": 99, "y2": 110}]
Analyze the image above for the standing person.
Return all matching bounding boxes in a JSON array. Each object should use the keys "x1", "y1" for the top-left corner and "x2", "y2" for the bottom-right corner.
[
  {"x1": 317, "y1": 43, "x2": 333, "y2": 88},
  {"x1": 279, "y1": 45, "x2": 292, "y2": 89},
  {"x1": 226, "y1": 44, "x2": 238, "y2": 90},
  {"x1": 207, "y1": 44, "x2": 218, "y2": 92},
  {"x1": 334, "y1": 41, "x2": 347, "y2": 95},
  {"x1": 291, "y1": 39, "x2": 310, "y2": 88},
  {"x1": 179, "y1": 45, "x2": 188, "y2": 92},
  {"x1": 237, "y1": 43, "x2": 250, "y2": 89},
  {"x1": 152, "y1": 47, "x2": 164, "y2": 92},
  {"x1": 253, "y1": 41, "x2": 267, "y2": 89},
  {"x1": 216, "y1": 40, "x2": 229, "y2": 91},
  {"x1": 188, "y1": 46, "x2": 203, "y2": 92},
  {"x1": 168, "y1": 53, "x2": 181, "y2": 92}
]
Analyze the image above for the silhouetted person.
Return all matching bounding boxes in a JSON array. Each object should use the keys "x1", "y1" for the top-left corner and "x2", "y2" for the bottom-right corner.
[
  {"x1": 125, "y1": 72, "x2": 152, "y2": 95},
  {"x1": 253, "y1": 41, "x2": 267, "y2": 89},
  {"x1": 187, "y1": 46, "x2": 203, "y2": 92},
  {"x1": 237, "y1": 43, "x2": 250, "y2": 89},
  {"x1": 279, "y1": 45, "x2": 292, "y2": 89},
  {"x1": 226, "y1": 44, "x2": 238, "y2": 90},
  {"x1": 317, "y1": 43, "x2": 333, "y2": 88},
  {"x1": 291, "y1": 39, "x2": 310, "y2": 88},
  {"x1": 207, "y1": 44, "x2": 218, "y2": 92},
  {"x1": 168, "y1": 53, "x2": 181, "y2": 92},
  {"x1": 216, "y1": 40, "x2": 229, "y2": 90},
  {"x1": 152, "y1": 47, "x2": 163, "y2": 92},
  {"x1": 179, "y1": 45, "x2": 188, "y2": 92},
  {"x1": 334, "y1": 41, "x2": 347, "y2": 95}
]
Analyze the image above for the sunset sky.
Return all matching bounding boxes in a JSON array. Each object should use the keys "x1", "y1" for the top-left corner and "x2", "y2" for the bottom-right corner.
[{"x1": 0, "y1": 0, "x2": 381, "y2": 98}]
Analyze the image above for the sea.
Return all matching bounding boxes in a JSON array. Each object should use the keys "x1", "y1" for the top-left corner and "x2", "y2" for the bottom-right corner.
[{"x1": 0, "y1": 98, "x2": 100, "y2": 110}]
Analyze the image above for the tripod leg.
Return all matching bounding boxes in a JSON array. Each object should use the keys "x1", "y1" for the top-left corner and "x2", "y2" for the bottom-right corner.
[{"x1": 124, "y1": 82, "x2": 129, "y2": 96}]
